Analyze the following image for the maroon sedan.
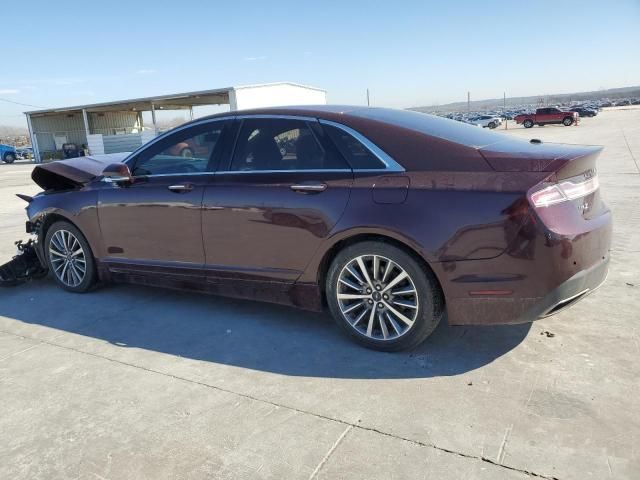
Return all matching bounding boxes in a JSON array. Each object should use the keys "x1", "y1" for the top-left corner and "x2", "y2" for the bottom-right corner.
[{"x1": 23, "y1": 106, "x2": 611, "y2": 351}]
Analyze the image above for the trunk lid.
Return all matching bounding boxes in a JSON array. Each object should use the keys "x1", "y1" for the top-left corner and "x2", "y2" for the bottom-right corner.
[
  {"x1": 478, "y1": 138, "x2": 602, "y2": 174},
  {"x1": 480, "y1": 139, "x2": 605, "y2": 223},
  {"x1": 31, "y1": 153, "x2": 130, "y2": 191}
]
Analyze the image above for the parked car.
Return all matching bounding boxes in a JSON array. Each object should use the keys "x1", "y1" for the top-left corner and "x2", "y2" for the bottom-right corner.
[
  {"x1": 0, "y1": 143, "x2": 17, "y2": 163},
  {"x1": 514, "y1": 107, "x2": 579, "y2": 128},
  {"x1": 457, "y1": 119, "x2": 482, "y2": 127},
  {"x1": 20, "y1": 106, "x2": 611, "y2": 351},
  {"x1": 17, "y1": 147, "x2": 33, "y2": 159},
  {"x1": 571, "y1": 107, "x2": 597, "y2": 117},
  {"x1": 469, "y1": 115, "x2": 502, "y2": 129}
]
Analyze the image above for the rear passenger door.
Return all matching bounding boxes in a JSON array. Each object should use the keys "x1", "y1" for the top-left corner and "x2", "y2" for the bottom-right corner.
[{"x1": 202, "y1": 116, "x2": 353, "y2": 282}]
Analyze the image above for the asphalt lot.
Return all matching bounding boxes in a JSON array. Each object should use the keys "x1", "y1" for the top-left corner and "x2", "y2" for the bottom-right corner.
[{"x1": 1, "y1": 107, "x2": 639, "y2": 479}]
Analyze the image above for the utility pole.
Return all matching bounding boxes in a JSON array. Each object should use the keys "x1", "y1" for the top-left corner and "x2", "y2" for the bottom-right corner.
[
  {"x1": 366, "y1": 88, "x2": 370, "y2": 107},
  {"x1": 467, "y1": 91, "x2": 470, "y2": 113},
  {"x1": 504, "y1": 92, "x2": 508, "y2": 130}
]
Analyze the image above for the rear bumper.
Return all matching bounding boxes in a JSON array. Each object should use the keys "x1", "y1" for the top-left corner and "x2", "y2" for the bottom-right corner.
[
  {"x1": 436, "y1": 208, "x2": 612, "y2": 326},
  {"x1": 535, "y1": 256, "x2": 607, "y2": 318},
  {"x1": 444, "y1": 257, "x2": 608, "y2": 325}
]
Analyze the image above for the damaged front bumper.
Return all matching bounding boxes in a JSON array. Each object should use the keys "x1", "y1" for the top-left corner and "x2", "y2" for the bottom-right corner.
[{"x1": 0, "y1": 239, "x2": 48, "y2": 287}]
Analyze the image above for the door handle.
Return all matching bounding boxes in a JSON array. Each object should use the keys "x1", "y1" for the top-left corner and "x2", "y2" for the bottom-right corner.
[
  {"x1": 168, "y1": 183, "x2": 194, "y2": 193},
  {"x1": 290, "y1": 183, "x2": 327, "y2": 193}
]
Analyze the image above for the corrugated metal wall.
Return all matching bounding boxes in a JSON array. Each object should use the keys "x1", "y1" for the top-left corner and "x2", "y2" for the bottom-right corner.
[
  {"x1": 30, "y1": 111, "x2": 141, "y2": 158},
  {"x1": 87, "y1": 134, "x2": 105, "y2": 155},
  {"x1": 89, "y1": 112, "x2": 139, "y2": 135},
  {"x1": 31, "y1": 113, "x2": 87, "y2": 153},
  {"x1": 103, "y1": 134, "x2": 142, "y2": 154}
]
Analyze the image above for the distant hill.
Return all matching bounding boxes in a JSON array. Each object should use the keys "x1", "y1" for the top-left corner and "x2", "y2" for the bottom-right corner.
[
  {"x1": 410, "y1": 85, "x2": 640, "y2": 113},
  {"x1": 0, "y1": 125, "x2": 28, "y2": 137},
  {"x1": 0, "y1": 125, "x2": 30, "y2": 147}
]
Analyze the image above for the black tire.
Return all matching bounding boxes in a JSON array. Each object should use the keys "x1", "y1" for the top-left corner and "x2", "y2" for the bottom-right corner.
[
  {"x1": 44, "y1": 220, "x2": 97, "y2": 293},
  {"x1": 562, "y1": 116, "x2": 574, "y2": 126},
  {"x1": 488, "y1": 121, "x2": 497, "y2": 129},
  {"x1": 523, "y1": 119, "x2": 534, "y2": 128},
  {"x1": 3, "y1": 153, "x2": 16, "y2": 164},
  {"x1": 326, "y1": 241, "x2": 443, "y2": 352}
]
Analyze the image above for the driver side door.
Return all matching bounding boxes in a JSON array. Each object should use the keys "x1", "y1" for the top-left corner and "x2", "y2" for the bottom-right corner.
[
  {"x1": 97, "y1": 119, "x2": 230, "y2": 275},
  {"x1": 536, "y1": 108, "x2": 553, "y2": 124}
]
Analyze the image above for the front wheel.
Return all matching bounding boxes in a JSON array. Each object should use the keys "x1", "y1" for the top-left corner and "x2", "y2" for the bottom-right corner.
[
  {"x1": 45, "y1": 221, "x2": 96, "y2": 292},
  {"x1": 3, "y1": 153, "x2": 16, "y2": 163},
  {"x1": 488, "y1": 121, "x2": 497, "y2": 129},
  {"x1": 562, "y1": 116, "x2": 574, "y2": 126},
  {"x1": 326, "y1": 241, "x2": 443, "y2": 351},
  {"x1": 523, "y1": 119, "x2": 534, "y2": 128}
]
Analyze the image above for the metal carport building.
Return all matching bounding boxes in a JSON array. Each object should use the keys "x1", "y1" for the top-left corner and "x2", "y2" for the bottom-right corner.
[{"x1": 24, "y1": 82, "x2": 327, "y2": 163}]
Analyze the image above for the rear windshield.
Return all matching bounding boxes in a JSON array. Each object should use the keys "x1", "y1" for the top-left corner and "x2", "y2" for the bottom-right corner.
[{"x1": 351, "y1": 108, "x2": 506, "y2": 148}]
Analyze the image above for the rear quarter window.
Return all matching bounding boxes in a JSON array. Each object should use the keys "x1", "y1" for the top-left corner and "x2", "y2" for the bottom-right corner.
[
  {"x1": 322, "y1": 124, "x2": 385, "y2": 170},
  {"x1": 352, "y1": 108, "x2": 505, "y2": 149}
]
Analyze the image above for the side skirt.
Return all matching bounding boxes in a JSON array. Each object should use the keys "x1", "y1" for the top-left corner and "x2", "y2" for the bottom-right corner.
[{"x1": 97, "y1": 260, "x2": 324, "y2": 312}]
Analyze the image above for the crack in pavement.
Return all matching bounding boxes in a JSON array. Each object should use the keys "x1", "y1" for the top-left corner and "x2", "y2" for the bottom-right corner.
[
  {"x1": 621, "y1": 127, "x2": 640, "y2": 174},
  {"x1": 0, "y1": 341, "x2": 42, "y2": 362},
  {"x1": 0, "y1": 328, "x2": 560, "y2": 480},
  {"x1": 308, "y1": 424, "x2": 353, "y2": 480},
  {"x1": 497, "y1": 423, "x2": 514, "y2": 464}
]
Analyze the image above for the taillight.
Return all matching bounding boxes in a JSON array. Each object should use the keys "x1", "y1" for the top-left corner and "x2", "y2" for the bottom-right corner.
[{"x1": 530, "y1": 175, "x2": 599, "y2": 207}]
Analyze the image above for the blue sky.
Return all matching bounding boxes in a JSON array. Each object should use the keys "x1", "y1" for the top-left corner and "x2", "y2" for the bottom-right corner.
[{"x1": 1, "y1": 0, "x2": 639, "y2": 127}]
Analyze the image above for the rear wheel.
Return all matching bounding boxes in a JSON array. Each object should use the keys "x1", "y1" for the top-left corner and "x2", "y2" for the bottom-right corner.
[
  {"x1": 523, "y1": 119, "x2": 534, "y2": 128},
  {"x1": 3, "y1": 153, "x2": 15, "y2": 163},
  {"x1": 488, "y1": 121, "x2": 497, "y2": 129},
  {"x1": 562, "y1": 116, "x2": 574, "y2": 126},
  {"x1": 326, "y1": 241, "x2": 443, "y2": 351},
  {"x1": 45, "y1": 221, "x2": 96, "y2": 292}
]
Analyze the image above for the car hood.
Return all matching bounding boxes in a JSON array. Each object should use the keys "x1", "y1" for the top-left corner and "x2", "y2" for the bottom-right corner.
[{"x1": 31, "y1": 152, "x2": 130, "y2": 191}]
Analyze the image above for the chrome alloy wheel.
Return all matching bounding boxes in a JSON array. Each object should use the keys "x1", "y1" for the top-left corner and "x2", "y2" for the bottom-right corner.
[
  {"x1": 336, "y1": 255, "x2": 419, "y2": 341},
  {"x1": 48, "y1": 230, "x2": 87, "y2": 287}
]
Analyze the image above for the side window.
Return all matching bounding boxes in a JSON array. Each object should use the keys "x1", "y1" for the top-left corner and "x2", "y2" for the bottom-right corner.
[
  {"x1": 131, "y1": 122, "x2": 226, "y2": 176},
  {"x1": 229, "y1": 118, "x2": 348, "y2": 171},
  {"x1": 322, "y1": 124, "x2": 386, "y2": 170}
]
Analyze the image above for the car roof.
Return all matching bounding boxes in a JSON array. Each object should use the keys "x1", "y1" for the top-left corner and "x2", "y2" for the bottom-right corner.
[
  {"x1": 196, "y1": 105, "x2": 502, "y2": 145},
  {"x1": 182, "y1": 105, "x2": 522, "y2": 172}
]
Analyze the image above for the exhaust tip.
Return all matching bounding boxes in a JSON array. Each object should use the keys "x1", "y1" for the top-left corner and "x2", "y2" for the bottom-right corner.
[{"x1": 542, "y1": 289, "x2": 589, "y2": 317}]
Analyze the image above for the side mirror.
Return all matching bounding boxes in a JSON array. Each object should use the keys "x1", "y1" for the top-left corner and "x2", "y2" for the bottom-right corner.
[{"x1": 102, "y1": 163, "x2": 132, "y2": 183}]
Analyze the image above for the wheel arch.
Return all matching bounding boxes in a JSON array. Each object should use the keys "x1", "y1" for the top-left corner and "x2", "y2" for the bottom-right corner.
[
  {"x1": 315, "y1": 232, "x2": 445, "y2": 308},
  {"x1": 39, "y1": 211, "x2": 80, "y2": 239},
  {"x1": 39, "y1": 212, "x2": 98, "y2": 291},
  {"x1": 24, "y1": 210, "x2": 87, "y2": 272}
]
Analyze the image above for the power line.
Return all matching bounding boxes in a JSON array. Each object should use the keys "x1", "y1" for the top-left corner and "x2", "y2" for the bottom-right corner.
[{"x1": 0, "y1": 97, "x2": 46, "y2": 108}]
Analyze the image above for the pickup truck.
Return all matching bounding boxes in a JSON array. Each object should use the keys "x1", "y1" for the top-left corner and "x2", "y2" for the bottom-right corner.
[
  {"x1": 0, "y1": 144, "x2": 17, "y2": 164},
  {"x1": 514, "y1": 107, "x2": 579, "y2": 128}
]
